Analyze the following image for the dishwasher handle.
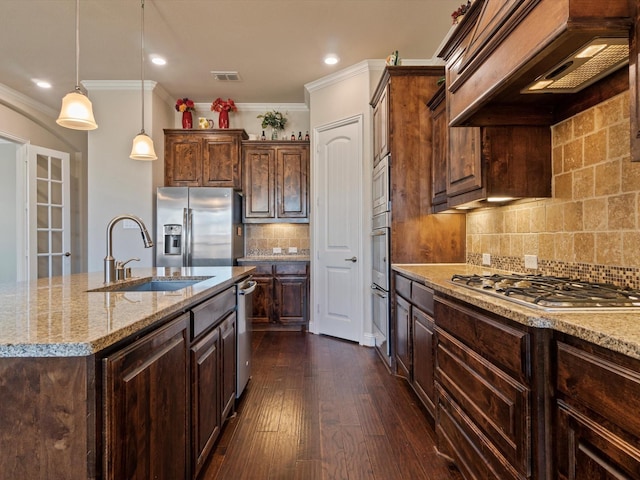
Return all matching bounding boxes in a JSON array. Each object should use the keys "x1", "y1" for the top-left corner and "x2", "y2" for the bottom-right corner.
[{"x1": 238, "y1": 280, "x2": 257, "y2": 295}]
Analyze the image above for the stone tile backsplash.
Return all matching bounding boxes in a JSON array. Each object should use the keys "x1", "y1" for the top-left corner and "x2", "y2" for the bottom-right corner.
[
  {"x1": 244, "y1": 224, "x2": 310, "y2": 257},
  {"x1": 466, "y1": 91, "x2": 640, "y2": 289}
]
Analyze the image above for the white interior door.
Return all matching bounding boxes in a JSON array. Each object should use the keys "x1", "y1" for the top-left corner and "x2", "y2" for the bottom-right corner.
[
  {"x1": 313, "y1": 116, "x2": 363, "y2": 342},
  {"x1": 28, "y1": 146, "x2": 71, "y2": 280}
]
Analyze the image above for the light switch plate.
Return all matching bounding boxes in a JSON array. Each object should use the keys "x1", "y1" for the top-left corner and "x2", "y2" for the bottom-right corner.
[
  {"x1": 482, "y1": 253, "x2": 491, "y2": 266},
  {"x1": 524, "y1": 254, "x2": 538, "y2": 269},
  {"x1": 272, "y1": 247, "x2": 282, "y2": 254},
  {"x1": 288, "y1": 247, "x2": 298, "y2": 254}
]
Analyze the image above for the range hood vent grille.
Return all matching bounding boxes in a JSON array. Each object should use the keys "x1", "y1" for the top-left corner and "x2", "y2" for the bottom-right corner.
[{"x1": 522, "y1": 37, "x2": 629, "y2": 94}]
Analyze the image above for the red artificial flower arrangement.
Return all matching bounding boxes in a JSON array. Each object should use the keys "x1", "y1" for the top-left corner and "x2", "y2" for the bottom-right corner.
[
  {"x1": 175, "y1": 97, "x2": 195, "y2": 112},
  {"x1": 451, "y1": 1, "x2": 471, "y2": 24},
  {"x1": 211, "y1": 98, "x2": 237, "y2": 113}
]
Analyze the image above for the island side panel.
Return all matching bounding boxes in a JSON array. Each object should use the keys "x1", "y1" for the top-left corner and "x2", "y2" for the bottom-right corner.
[{"x1": 0, "y1": 356, "x2": 95, "y2": 480}]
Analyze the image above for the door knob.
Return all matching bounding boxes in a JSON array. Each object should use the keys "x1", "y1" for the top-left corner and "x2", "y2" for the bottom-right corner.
[
  {"x1": 344, "y1": 256, "x2": 357, "y2": 262},
  {"x1": 64, "y1": 252, "x2": 71, "y2": 257}
]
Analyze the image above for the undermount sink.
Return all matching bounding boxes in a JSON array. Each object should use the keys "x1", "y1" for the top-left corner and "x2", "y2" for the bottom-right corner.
[{"x1": 89, "y1": 277, "x2": 212, "y2": 293}]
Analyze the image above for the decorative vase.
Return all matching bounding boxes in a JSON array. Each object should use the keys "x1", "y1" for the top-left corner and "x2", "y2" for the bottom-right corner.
[
  {"x1": 218, "y1": 110, "x2": 229, "y2": 129},
  {"x1": 271, "y1": 128, "x2": 279, "y2": 140},
  {"x1": 182, "y1": 111, "x2": 193, "y2": 129}
]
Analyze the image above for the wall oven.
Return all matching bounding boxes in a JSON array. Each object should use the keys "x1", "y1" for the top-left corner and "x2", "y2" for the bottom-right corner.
[{"x1": 371, "y1": 155, "x2": 391, "y2": 367}]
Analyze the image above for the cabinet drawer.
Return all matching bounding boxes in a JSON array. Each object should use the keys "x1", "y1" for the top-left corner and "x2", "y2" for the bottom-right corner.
[
  {"x1": 436, "y1": 327, "x2": 530, "y2": 474},
  {"x1": 275, "y1": 263, "x2": 308, "y2": 276},
  {"x1": 395, "y1": 274, "x2": 411, "y2": 300},
  {"x1": 243, "y1": 263, "x2": 273, "y2": 275},
  {"x1": 411, "y1": 282, "x2": 433, "y2": 315},
  {"x1": 556, "y1": 340, "x2": 640, "y2": 439},
  {"x1": 191, "y1": 287, "x2": 236, "y2": 339},
  {"x1": 435, "y1": 297, "x2": 530, "y2": 380}
]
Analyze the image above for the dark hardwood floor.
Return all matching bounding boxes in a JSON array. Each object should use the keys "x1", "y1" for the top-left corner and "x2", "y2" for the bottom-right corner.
[{"x1": 201, "y1": 331, "x2": 463, "y2": 480}]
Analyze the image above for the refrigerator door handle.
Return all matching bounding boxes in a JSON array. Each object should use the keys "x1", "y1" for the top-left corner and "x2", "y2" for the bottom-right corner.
[{"x1": 183, "y1": 207, "x2": 190, "y2": 266}]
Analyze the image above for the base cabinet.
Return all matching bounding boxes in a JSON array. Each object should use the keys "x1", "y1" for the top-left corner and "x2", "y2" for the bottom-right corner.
[
  {"x1": 103, "y1": 313, "x2": 190, "y2": 480},
  {"x1": 393, "y1": 272, "x2": 437, "y2": 419},
  {"x1": 555, "y1": 334, "x2": 640, "y2": 480},
  {"x1": 240, "y1": 261, "x2": 309, "y2": 330},
  {"x1": 434, "y1": 295, "x2": 542, "y2": 480}
]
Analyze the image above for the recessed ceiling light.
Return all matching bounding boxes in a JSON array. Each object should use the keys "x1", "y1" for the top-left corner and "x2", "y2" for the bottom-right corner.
[
  {"x1": 34, "y1": 80, "x2": 52, "y2": 89},
  {"x1": 151, "y1": 56, "x2": 166, "y2": 66},
  {"x1": 324, "y1": 54, "x2": 339, "y2": 65}
]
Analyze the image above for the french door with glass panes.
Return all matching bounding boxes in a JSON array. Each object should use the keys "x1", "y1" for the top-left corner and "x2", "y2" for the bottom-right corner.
[{"x1": 29, "y1": 146, "x2": 70, "y2": 279}]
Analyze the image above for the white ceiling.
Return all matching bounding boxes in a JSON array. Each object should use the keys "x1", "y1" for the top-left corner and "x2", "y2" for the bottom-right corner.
[{"x1": 1, "y1": 0, "x2": 455, "y2": 111}]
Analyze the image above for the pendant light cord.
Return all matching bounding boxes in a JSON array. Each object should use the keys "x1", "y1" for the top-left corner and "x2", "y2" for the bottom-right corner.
[
  {"x1": 74, "y1": 0, "x2": 80, "y2": 91},
  {"x1": 140, "y1": 0, "x2": 146, "y2": 134}
]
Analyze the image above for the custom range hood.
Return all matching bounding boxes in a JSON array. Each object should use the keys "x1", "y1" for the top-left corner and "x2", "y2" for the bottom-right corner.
[{"x1": 441, "y1": 0, "x2": 634, "y2": 126}]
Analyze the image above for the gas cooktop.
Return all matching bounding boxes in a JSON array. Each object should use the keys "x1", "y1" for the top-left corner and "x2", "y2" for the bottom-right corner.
[{"x1": 451, "y1": 273, "x2": 640, "y2": 311}]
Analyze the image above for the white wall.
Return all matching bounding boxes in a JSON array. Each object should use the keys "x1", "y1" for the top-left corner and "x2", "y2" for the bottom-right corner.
[
  {"x1": 305, "y1": 59, "x2": 386, "y2": 344},
  {"x1": 0, "y1": 143, "x2": 18, "y2": 282},
  {"x1": 85, "y1": 81, "x2": 167, "y2": 273},
  {"x1": 0, "y1": 84, "x2": 88, "y2": 274}
]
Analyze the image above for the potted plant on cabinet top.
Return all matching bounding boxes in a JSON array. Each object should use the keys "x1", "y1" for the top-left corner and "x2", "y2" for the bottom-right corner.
[{"x1": 258, "y1": 110, "x2": 288, "y2": 140}]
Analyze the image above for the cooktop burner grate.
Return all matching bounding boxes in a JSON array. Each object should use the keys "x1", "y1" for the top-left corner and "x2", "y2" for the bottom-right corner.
[{"x1": 451, "y1": 273, "x2": 640, "y2": 310}]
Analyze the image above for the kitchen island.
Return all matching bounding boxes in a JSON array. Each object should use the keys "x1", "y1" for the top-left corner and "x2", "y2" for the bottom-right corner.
[
  {"x1": 0, "y1": 266, "x2": 254, "y2": 480},
  {"x1": 393, "y1": 263, "x2": 640, "y2": 480}
]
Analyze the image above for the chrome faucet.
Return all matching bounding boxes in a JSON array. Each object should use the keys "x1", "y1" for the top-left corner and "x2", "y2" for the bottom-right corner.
[{"x1": 104, "y1": 214, "x2": 154, "y2": 283}]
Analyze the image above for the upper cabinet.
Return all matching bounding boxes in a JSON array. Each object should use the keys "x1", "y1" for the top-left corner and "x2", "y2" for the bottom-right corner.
[
  {"x1": 429, "y1": 83, "x2": 551, "y2": 211},
  {"x1": 440, "y1": 0, "x2": 633, "y2": 127},
  {"x1": 164, "y1": 129, "x2": 248, "y2": 189},
  {"x1": 370, "y1": 66, "x2": 466, "y2": 263},
  {"x1": 242, "y1": 141, "x2": 310, "y2": 223},
  {"x1": 372, "y1": 84, "x2": 390, "y2": 167}
]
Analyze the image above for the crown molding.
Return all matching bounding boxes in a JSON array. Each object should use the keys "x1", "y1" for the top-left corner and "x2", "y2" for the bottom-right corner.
[{"x1": 0, "y1": 82, "x2": 58, "y2": 119}]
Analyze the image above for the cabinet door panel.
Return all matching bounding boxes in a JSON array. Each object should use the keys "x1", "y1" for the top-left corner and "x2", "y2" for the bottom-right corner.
[
  {"x1": 104, "y1": 314, "x2": 189, "y2": 480},
  {"x1": 395, "y1": 294, "x2": 411, "y2": 379},
  {"x1": 412, "y1": 307, "x2": 435, "y2": 417},
  {"x1": 190, "y1": 325, "x2": 220, "y2": 477},
  {"x1": 165, "y1": 137, "x2": 202, "y2": 186},
  {"x1": 251, "y1": 275, "x2": 274, "y2": 324},
  {"x1": 275, "y1": 276, "x2": 307, "y2": 324},
  {"x1": 243, "y1": 149, "x2": 276, "y2": 219},
  {"x1": 203, "y1": 135, "x2": 240, "y2": 188},
  {"x1": 220, "y1": 313, "x2": 237, "y2": 421},
  {"x1": 447, "y1": 126, "x2": 482, "y2": 197},
  {"x1": 277, "y1": 148, "x2": 309, "y2": 219}
]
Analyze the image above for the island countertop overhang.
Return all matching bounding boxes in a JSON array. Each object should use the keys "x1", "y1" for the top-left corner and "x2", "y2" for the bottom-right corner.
[{"x1": 0, "y1": 266, "x2": 255, "y2": 357}]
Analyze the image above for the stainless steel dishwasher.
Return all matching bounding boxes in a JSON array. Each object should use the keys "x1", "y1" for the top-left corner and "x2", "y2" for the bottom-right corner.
[{"x1": 236, "y1": 279, "x2": 256, "y2": 398}]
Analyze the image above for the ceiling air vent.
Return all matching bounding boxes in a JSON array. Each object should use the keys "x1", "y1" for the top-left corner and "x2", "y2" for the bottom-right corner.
[
  {"x1": 211, "y1": 71, "x2": 242, "y2": 81},
  {"x1": 522, "y1": 37, "x2": 629, "y2": 94}
]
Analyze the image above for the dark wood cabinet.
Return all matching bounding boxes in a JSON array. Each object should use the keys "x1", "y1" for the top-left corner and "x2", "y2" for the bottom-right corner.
[
  {"x1": 555, "y1": 333, "x2": 640, "y2": 480},
  {"x1": 434, "y1": 295, "x2": 552, "y2": 480},
  {"x1": 393, "y1": 272, "x2": 436, "y2": 419},
  {"x1": 242, "y1": 141, "x2": 309, "y2": 223},
  {"x1": 189, "y1": 287, "x2": 237, "y2": 478},
  {"x1": 164, "y1": 129, "x2": 248, "y2": 189},
  {"x1": 371, "y1": 66, "x2": 466, "y2": 263},
  {"x1": 190, "y1": 324, "x2": 220, "y2": 476},
  {"x1": 239, "y1": 261, "x2": 309, "y2": 330},
  {"x1": 428, "y1": 84, "x2": 552, "y2": 210},
  {"x1": 372, "y1": 83, "x2": 389, "y2": 167},
  {"x1": 103, "y1": 313, "x2": 190, "y2": 480}
]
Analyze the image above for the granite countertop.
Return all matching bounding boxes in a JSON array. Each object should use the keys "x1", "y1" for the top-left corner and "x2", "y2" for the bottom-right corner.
[
  {"x1": 238, "y1": 255, "x2": 310, "y2": 263},
  {"x1": 393, "y1": 263, "x2": 640, "y2": 361},
  {"x1": 0, "y1": 266, "x2": 254, "y2": 358}
]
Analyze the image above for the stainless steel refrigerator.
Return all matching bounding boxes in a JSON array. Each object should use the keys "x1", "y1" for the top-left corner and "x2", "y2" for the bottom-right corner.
[{"x1": 156, "y1": 187, "x2": 244, "y2": 267}]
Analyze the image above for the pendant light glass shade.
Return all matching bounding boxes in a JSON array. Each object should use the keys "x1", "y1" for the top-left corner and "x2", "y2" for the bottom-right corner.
[
  {"x1": 130, "y1": 132, "x2": 157, "y2": 160},
  {"x1": 57, "y1": 89, "x2": 98, "y2": 130},
  {"x1": 130, "y1": 0, "x2": 157, "y2": 160},
  {"x1": 56, "y1": 0, "x2": 98, "y2": 131}
]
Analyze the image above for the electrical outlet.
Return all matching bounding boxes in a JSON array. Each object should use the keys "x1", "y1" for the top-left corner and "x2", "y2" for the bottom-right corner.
[
  {"x1": 524, "y1": 254, "x2": 538, "y2": 269},
  {"x1": 482, "y1": 253, "x2": 491, "y2": 266},
  {"x1": 272, "y1": 247, "x2": 282, "y2": 254},
  {"x1": 123, "y1": 219, "x2": 138, "y2": 229},
  {"x1": 288, "y1": 247, "x2": 298, "y2": 254}
]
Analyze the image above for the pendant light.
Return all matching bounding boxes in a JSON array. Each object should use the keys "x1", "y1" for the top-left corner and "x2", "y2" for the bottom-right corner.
[
  {"x1": 56, "y1": 0, "x2": 98, "y2": 130},
  {"x1": 130, "y1": 0, "x2": 157, "y2": 160}
]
